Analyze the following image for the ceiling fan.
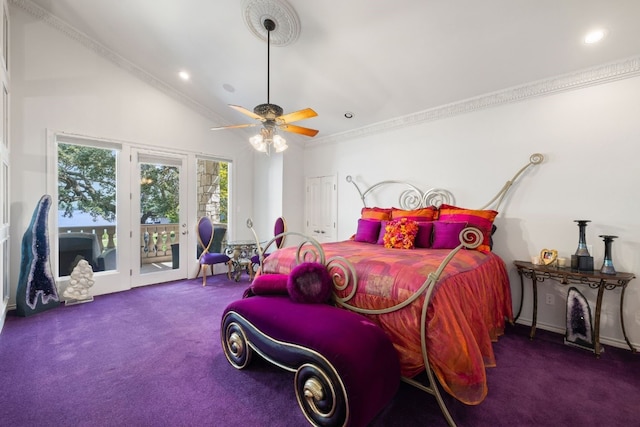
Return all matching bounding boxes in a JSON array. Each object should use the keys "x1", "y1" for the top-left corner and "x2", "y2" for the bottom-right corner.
[{"x1": 210, "y1": 18, "x2": 318, "y2": 152}]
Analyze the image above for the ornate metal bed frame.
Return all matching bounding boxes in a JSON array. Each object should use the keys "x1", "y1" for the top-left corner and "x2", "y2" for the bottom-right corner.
[{"x1": 249, "y1": 153, "x2": 543, "y2": 426}]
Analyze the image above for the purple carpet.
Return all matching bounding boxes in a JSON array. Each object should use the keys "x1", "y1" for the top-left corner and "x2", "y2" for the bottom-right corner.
[{"x1": 1, "y1": 275, "x2": 638, "y2": 426}]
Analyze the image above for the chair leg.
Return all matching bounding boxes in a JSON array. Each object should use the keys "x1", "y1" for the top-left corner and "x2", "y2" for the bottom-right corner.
[
  {"x1": 202, "y1": 265, "x2": 209, "y2": 287},
  {"x1": 227, "y1": 260, "x2": 233, "y2": 280},
  {"x1": 248, "y1": 263, "x2": 256, "y2": 281}
]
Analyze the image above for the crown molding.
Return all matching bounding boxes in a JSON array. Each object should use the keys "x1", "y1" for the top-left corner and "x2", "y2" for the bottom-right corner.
[
  {"x1": 11, "y1": 0, "x2": 640, "y2": 148},
  {"x1": 308, "y1": 55, "x2": 640, "y2": 147},
  {"x1": 10, "y1": 0, "x2": 226, "y2": 124}
]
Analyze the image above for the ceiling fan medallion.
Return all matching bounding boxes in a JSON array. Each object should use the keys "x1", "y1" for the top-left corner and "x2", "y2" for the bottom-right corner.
[{"x1": 241, "y1": 0, "x2": 301, "y2": 46}]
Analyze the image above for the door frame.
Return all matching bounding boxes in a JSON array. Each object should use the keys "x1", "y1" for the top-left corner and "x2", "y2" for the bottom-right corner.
[
  {"x1": 46, "y1": 131, "x2": 210, "y2": 295},
  {"x1": 47, "y1": 131, "x2": 133, "y2": 295}
]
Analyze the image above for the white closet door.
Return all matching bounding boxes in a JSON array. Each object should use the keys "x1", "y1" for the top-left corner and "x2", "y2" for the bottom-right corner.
[{"x1": 305, "y1": 175, "x2": 337, "y2": 243}]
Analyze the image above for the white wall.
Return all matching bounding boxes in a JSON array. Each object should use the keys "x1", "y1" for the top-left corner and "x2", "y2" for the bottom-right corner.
[
  {"x1": 300, "y1": 75, "x2": 640, "y2": 350},
  {"x1": 252, "y1": 151, "x2": 283, "y2": 241},
  {"x1": 251, "y1": 142, "x2": 304, "y2": 246},
  {"x1": 9, "y1": 6, "x2": 256, "y2": 303}
]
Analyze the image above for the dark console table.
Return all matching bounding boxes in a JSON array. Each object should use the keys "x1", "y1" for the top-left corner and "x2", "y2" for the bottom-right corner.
[{"x1": 513, "y1": 260, "x2": 636, "y2": 357}]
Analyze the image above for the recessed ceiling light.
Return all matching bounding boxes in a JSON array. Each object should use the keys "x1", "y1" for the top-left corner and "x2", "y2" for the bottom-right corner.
[
  {"x1": 584, "y1": 29, "x2": 606, "y2": 44},
  {"x1": 179, "y1": 71, "x2": 190, "y2": 81},
  {"x1": 344, "y1": 112, "x2": 354, "y2": 119},
  {"x1": 223, "y1": 83, "x2": 235, "y2": 93}
]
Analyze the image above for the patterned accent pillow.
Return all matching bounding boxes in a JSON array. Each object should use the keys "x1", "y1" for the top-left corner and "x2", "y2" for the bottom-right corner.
[
  {"x1": 391, "y1": 207, "x2": 437, "y2": 222},
  {"x1": 383, "y1": 218, "x2": 419, "y2": 249},
  {"x1": 437, "y1": 204, "x2": 498, "y2": 252},
  {"x1": 361, "y1": 207, "x2": 393, "y2": 221},
  {"x1": 414, "y1": 222, "x2": 434, "y2": 248},
  {"x1": 354, "y1": 218, "x2": 382, "y2": 244},
  {"x1": 432, "y1": 221, "x2": 468, "y2": 249}
]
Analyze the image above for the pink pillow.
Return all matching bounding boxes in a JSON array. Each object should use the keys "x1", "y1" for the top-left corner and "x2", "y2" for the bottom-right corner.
[
  {"x1": 249, "y1": 274, "x2": 289, "y2": 296},
  {"x1": 354, "y1": 219, "x2": 382, "y2": 244},
  {"x1": 438, "y1": 204, "x2": 498, "y2": 252},
  {"x1": 432, "y1": 221, "x2": 468, "y2": 249},
  {"x1": 414, "y1": 222, "x2": 434, "y2": 248},
  {"x1": 391, "y1": 207, "x2": 437, "y2": 222},
  {"x1": 360, "y1": 207, "x2": 393, "y2": 221}
]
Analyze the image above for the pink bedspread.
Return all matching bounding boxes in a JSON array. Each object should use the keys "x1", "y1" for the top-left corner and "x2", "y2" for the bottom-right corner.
[{"x1": 261, "y1": 240, "x2": 512, "y2": 405}]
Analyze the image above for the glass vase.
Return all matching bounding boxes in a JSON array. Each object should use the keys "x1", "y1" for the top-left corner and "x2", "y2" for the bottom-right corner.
[
  {"x1": 599, "y1": 235, "x2": 618, "y2": 275},
  {"x1": 574, "y1": 220, "x2": 591, "y2": 256}
]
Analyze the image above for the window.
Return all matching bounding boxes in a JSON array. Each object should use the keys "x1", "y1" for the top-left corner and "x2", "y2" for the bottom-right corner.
[
  {"x1": 197, "y1": 158, "x2": 228, "y2": 224},
  {"x1": 57, "y1": 142, "x2": 118, "y2": 276}
]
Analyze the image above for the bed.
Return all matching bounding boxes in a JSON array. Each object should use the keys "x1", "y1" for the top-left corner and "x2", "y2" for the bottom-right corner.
[{"x1": 254, "y1": 153, "x2": 543, "y2": 426}]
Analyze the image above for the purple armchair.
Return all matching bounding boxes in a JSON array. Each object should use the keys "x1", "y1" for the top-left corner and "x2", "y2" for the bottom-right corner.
[
  {"x1": 249, "y1": 216, "x2": 287, "y2": 280},
  {"x1": 196, "y1": 217, "x2": 231, "y2": 286}
]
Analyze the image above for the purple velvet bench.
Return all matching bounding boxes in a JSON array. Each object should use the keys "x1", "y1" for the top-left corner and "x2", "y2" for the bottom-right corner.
[{"x1": 221, "y1": 295, "x2": 400, "y2": 427}]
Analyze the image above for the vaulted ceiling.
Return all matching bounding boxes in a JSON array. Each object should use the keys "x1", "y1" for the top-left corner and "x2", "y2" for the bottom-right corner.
[{"x1": 22, "y1": 0, "x2": 640, "y2": 145}]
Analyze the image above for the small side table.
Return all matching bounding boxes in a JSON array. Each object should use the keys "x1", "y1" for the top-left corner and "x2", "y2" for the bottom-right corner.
[
  {"x1": 513, "y1": 260, "x2": 636, "y2": 357},
  {"x1": 225, "y1": 240, "x2": 258, "y2": 281}
]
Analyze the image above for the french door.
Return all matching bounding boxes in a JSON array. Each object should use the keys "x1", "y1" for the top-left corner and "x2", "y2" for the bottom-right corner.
[
  {"x1": 131, "y1": 149, "x2": 188, "y2": 287},
  {"x1": 50, "y1": 134, "x2": 190, "y2": 295}
]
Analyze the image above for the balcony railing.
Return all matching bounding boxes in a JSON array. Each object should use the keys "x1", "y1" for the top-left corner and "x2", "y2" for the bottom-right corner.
[{"x1": 59, "y1": 223, "x2": 180, "y2": 265}]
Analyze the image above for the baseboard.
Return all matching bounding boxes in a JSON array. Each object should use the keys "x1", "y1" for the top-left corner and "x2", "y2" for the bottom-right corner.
[{"x1": 514, "y1": 318, "x2": 637, "y2": 352}]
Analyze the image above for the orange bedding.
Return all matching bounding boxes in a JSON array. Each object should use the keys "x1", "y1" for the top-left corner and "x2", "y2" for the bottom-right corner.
[{"x1": 261, "y1": 240, "x2": 512, "y2": 405}]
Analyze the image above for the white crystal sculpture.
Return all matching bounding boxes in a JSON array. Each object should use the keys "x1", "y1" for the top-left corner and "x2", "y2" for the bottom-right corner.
[{"x1": 63, "y1": 259, "x2": 95, "y2": 301}]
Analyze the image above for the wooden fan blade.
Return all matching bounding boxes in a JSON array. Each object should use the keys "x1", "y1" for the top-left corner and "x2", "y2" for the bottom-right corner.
[
  {"x1": 277, "y1": 108, "x2": 318, "y2": 124},
  {"x1": 279, "y1": 123, "x2": 319, "y2": 137},
  {"x1": 210, "y1": 123, "x2": 259, "y2": 131},
  {"x1": 229, "y1": 105, "x2": 265, "y2": 121}
]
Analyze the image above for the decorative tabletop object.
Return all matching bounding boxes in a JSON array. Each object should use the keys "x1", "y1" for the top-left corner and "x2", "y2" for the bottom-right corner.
[
  {"x1": 539, "y1": 249, "x2": 558, "y2": 266},
  {"x1": 571, "y1": 220, "x2": 594, "y2": 271},
  {"x1": 598, "y1": 235, "x2": 618, "y2": 275}
]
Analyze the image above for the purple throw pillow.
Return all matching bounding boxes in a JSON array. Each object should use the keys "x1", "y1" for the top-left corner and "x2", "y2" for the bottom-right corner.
[
  {"x1": 432, "y1": 221, "x2": 468, "y2": 249},
  {"x1": 414, "y1": 222, "x2": 434, "y2": 248},
  {"x1": 354, "y1": 219, "x2": 381, "y2": 244},
  {"x1": 376, "y1": 220, "x2": 388, "y2": 245},
  {"x1": 287, "y1": 262, "x2": 332, "y2": 304}
]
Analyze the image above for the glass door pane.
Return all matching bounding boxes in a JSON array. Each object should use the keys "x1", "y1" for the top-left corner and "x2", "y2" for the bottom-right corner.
[
  {"x1": 133, "y1": 150, "x2": 187, "y2": 286},
  {"x1": 57, "y1": 143, "x2": 118, "y2": 276}
]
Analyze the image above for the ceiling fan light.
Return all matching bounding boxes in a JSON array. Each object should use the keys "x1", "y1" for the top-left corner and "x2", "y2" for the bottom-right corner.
[
  {"x1": 273, "y1": 134, "x2": 288, "y2": 152},
  {"x1": 250, "y1": 134, "x2": 267, "y2": 152}
]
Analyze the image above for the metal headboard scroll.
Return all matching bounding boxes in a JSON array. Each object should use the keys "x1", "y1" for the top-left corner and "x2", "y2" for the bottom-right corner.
[
  {"x1": 477, "y1": 153, "x2": 544, "y2": 212},
  {"x1": 346, "y1": 152, "x2": 543, "y2": 211},
  {"x1": 345, "y1": 176, "x2": 455, "y2": 209}
]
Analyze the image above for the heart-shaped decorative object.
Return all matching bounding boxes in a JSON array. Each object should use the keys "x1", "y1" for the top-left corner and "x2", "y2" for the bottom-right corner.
[{"x1": 540, "y1": 249, "x2": 558, "y2": 265}]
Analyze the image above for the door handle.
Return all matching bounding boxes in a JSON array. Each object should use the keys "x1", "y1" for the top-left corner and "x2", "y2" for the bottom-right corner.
[{"x1": 181, "y1": 231, "x2": 188, "y2": 235}]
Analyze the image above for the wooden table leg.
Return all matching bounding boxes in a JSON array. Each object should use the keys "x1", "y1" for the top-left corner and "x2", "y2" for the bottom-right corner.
[
  {"x1": 619, "y1": 283, "x2": 637, "y2": 353},
  {"x1": 593, "y1": 281, "x2": 605, "y2": 357},
  {"x1": 530, "y1": 273, "x2": 538, "y2": 340},
  {"x1": 514, "y1": 269, "x2": 525, "y2": 322}
]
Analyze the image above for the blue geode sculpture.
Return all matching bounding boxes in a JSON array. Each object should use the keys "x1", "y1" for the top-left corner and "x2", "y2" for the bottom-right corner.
[
  {"x1": 564, "y1": 286, "x2": 594, "y2": 351},
  {"x1": 15, "y1": 195, "x2": 60, "y2": 316}
]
